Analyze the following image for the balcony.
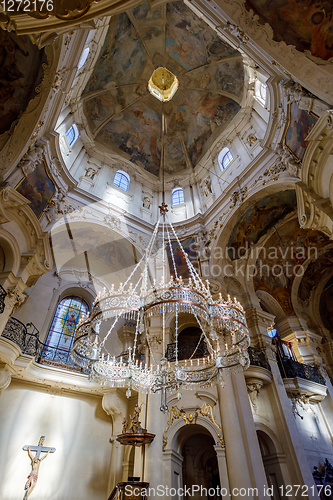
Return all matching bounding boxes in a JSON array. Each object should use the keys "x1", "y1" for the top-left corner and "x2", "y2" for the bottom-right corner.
[
  {"x1": 1, "y1": 317, "x2": 87, "y2": 373},
  {"x1": 278, "y1": 357, "x2": 326, "y2": 402},
  {"x1": 245, "y1": 346, "x2": 272, "y2": 384},
  {"x1": 165, "y1": 339, "x2": 209, "y2": 362}
]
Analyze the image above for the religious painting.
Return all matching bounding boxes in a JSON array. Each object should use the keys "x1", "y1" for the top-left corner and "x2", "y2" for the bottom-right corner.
[
  {"x1": 0, "y1": 28, "x2": 46, "y2": 136},
  {"x1": 298, "y1": 247, "x2": 333, "y2": 303},
  {"x1": 253, "y1": 218, "x2": 331, "y2": 316},
  {"x1": 16, "y1": 161, "x2": 55, "y2": 220},
  {"x1": 285, "y1": 103, "x2": 318, "y2": 161},
  {"x1": 166, "y1": 237, "x2": 200, "y2": 279},
  {"x1": 244, "y1": 0, "x2": 333, "y2": 61},
  {"x1": 228, "y1": 190, "x2": 297, "y2": 260},
  {"x1": 319, "y1": 275, "x2": 333, "y2": 333}
]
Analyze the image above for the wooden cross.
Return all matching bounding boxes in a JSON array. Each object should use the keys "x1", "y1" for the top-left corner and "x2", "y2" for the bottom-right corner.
[{"x1": 22, "y1": 436, "x2": 56, "y2": 459}]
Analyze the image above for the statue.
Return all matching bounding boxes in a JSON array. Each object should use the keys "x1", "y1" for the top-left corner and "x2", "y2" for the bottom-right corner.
[
  {"x1": 122, "y1": 418, "x2": 128, "y2": 434},
  {"x1": 23, "y1": 436, "x2": 55, "y2": 499},
  {"x1": 19, "y1": 144, "x2": 44, "y2": 177},
  {"x1": 84, "y1": 167, "x2": 97, "y2": 180},
  {"x1": 143, "y1": 196, "x2": 151, "y2": 209},
  {"x1": 129, "y1": 403, "x2": 143, "y2": 433}
]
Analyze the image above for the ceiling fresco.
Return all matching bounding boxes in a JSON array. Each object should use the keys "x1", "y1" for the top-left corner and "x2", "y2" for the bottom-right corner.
[
  {"x1": 298, "y1": 247, "x2": 333, "y2": 304},
  {"x1": 82, "y1": 1, "x2": 244, "y2": 177},
  {"x1": 253, "y1": 218, "x2": 331, "y2": 316},
  {"x1": 319, "y1": 275, "x2": 333, "y2": 333},
  {"x1": 228, "y1": 190, "x2": 297, "y2": 260},
  {"x1": 0, "y1": 28, "x2": 46, "y2": 136},
  {"x1": 244, "y1": 0, "x2": 333, "y2": 61}
]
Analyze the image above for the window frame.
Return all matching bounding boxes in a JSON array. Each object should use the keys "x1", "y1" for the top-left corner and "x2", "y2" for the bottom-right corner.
[
  {"x1": 65, "y1": 124, "x2": 79, "y2": 147},
  {"x1": 42, "y1": 295, "x2": 89, "y2": 361},
  {"x1": 113, "y1": 170, "x2": 130, "y2": 192},
  {"x1": 172, "y1": 187, "x2": 185, "y2": 206}
]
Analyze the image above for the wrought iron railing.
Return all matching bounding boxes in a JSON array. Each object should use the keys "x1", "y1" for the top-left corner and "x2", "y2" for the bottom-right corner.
[
  {"x1": 278, "y1": 357, "x2": 325, "y2": 386},
  {"x1": 248, "y1": 346, "x2": 271, "y2": 371},
  {"x1": 166, "y1": 339, "x2": 210, "y2": 362},
  {"x1": 1, "y1": 317, "x2": 88, "y2": 374},
  {"x1": 0, "y1": 284, "x2": 7, "y2": 314}
]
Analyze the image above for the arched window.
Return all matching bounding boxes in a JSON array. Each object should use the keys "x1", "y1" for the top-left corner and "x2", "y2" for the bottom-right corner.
[
  {"x1": 218, "y1": 148, "x2": 233, "y2": 171},
  {"x1": 65, "y1": 124, "x2": 79, "y2": 147},
  {"x1": 172, "y1": 188, "x2": 184, "y2": 205},
  {"x1": 78, "y1": 47, "x2": 90, "y2": 69},
  {"x1": 42, "y1": 296, "x2": 89, "y2": 365},
  {"x1": 114, "y1": 170, "x2": 130, "y2": 191}
]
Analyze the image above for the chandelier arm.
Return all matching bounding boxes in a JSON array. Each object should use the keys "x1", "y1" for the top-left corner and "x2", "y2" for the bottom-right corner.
[
  {"x1": 190, "y1": 306, "x2": 215, "y2": 355},
  {"x1": 168, "y1": 219, "x2": 208, "y2": 292},
  {"x1": 141, "y1": 220, "x2": 160, "y2": 296},
  {"x1": 166, "y1": 225, "x2": 178, "y2": 280},
  {"x1": 175, "y1": 302, "x2": 179, "y2": 366},
  {"x1": 100, "y1": 313, "x2": 121, "y2": 348},
  {"x1": 132, "y1": 307, "x2": 143, "y2": 362},
  {"x1": 123, "y1": 253, "x2": 146, "y2": 289},
  {"x1": 162, "y1": 219, "x2": 166, "y2": 355}
]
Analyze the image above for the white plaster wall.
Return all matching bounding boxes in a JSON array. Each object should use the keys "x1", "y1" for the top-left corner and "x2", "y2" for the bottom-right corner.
[{"x1": 0, "y1": 380, "x2": 112, "y2": 500}]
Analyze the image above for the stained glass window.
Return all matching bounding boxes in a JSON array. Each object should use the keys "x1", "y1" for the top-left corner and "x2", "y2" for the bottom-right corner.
[{"x1": 43, "y1": 296, "x2": 89, "y2": 360}]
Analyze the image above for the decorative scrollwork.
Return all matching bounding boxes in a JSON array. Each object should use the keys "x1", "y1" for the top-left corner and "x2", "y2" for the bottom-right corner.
[{"x1": 162, "y1": 402, "x2": 224, "y2": 451}]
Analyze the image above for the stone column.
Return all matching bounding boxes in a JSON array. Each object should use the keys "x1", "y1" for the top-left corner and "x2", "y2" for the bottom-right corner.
[
  {"x1": 102, "y1": 389, "x2": 128, "y2": 495},
  {"x1": 214, "y1": 445, "x2": 230, "y2": 497},
  {"x1": 144, "y1": 316, "x2": 166, "y2": 493},
  {"x1": 268, "y1": 357, "x2": 320, "y2": 499},
  {"x1": 234, "y1": 372, "x2": 269, "y2": 499},
  {"x1": 217, "y1": 376, "x2": 256, "y2": 500}
]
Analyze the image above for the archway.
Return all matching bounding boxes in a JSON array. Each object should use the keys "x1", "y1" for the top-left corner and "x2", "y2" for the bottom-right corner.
[
  {"x1": 257, "y1": 430, "x2": 285, "y2": 499},
  {"x1": 179, "y1": 424, "x2": 222, "y2": 499}
]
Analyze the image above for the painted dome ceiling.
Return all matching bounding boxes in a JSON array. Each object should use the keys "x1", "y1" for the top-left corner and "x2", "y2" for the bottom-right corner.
[{"x1": 82, "y1": 0, "x2": 245, "y2": 177}]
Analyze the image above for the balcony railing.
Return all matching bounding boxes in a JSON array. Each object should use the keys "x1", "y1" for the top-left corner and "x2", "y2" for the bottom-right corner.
[
  {"x1": 248, "y1": 346, "x2": 271, "y2": 371},
  {"x1": 166, "y1": 339, "x2": 209, "y2": 362},
  {"x1": 1, "y1": 317, "x2": 87, "y2": 374},
  {"x1": 278, "y1": 357, "x2": 325, "y2": 386}
]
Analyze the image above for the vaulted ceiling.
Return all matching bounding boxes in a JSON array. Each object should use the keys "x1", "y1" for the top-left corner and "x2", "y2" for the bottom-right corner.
[
  {"x1": 81, "y1": 0, "x2": 244, "y2": 177},
  {"x1": 245, "y1": 0, "x2": 333, "y2": 61}
]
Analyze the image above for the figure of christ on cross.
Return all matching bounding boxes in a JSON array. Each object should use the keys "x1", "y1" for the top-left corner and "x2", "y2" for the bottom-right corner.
[{"x1": 22, "y1": 436, "x2": 56, "y2": 499}]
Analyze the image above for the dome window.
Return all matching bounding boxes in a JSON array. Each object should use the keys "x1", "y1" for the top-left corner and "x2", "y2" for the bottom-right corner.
[
  {"x1": 172, "y1": 188, "x2": 184, "y2": 205},
  {"x1": 218, "y1": 148, "x2": 233, "y2": 171},
  {"x1": 65, "y1": 124, "x2": 79, "y2": 147},
  {"x1": 114, "y1": 170, "x2": 130, "y2": 191},
  {"x1": 78, "y1": 47, "x2": 90, "y2": 70},
  {"x1": 255, "y1": 81, "x2": 267, "y2": 105}
]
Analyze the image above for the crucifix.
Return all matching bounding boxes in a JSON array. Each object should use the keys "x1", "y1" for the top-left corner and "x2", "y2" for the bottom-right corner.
[{"x1": 22, "y1": 436, "x2": 56, "y2": 499}]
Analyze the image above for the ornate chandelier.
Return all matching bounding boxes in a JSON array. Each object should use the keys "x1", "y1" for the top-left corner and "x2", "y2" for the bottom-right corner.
[
  {"x1": 71, "y1": 214, "x2": 250, "y2": 412},
  {"x1": 71, "y1": 109, "x2": 250, "y2": 412}
]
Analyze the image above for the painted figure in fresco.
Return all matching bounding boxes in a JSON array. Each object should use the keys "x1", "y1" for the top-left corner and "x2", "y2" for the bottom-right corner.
[{"x1": 23, "y1": 436, "x2": 55, "y2": 499}]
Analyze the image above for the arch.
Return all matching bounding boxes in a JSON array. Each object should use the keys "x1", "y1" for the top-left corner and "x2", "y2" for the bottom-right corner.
[
  {"x1": 114, "y1": 170, "x2": 130, "y2": 191},
  {"x1": 172, "y1": 188, "x2": 185, "y2": 206},
  {"x1": 255, "y1": 424, "x2": 289, "y2": 493},
  {"x1": 0, "y1": 228, "x2": 22, "y2": 277}
]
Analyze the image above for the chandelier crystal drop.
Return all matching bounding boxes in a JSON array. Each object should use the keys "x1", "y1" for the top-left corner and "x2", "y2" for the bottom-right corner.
[{"x1": 71, "y1": 214, "x2": 251, "y2": 412}]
